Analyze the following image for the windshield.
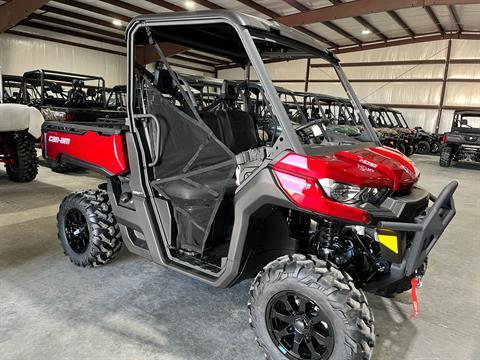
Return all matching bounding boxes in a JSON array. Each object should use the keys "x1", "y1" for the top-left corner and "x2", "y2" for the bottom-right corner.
[{"x1": 454, "y1": 112, "x2": 480, "y2": 130}]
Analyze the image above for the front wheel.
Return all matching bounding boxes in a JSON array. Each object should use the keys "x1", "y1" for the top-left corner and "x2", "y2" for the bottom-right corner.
[
  {"x1": 416, "y1": 140, "x2": 431, "y2": 154},
  {"x1": 5, "y1": 132, "x2": 38, "y2": 182},
  {"x1": 57, "y1": 189, "x2": 122, "y2": 267},
  {"x1": 249, "y1": 255, "x2": 374, "y2": 360}
]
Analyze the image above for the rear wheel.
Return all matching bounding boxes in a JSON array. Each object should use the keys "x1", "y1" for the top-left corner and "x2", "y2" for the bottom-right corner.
[
  {"x1": 5, "y1": 132, "x2": 38, "y2": 182},
  {"x1": 249, "y1": 255, "x2": 374, "y2": 360},
  {"x1": 57, "y1": 189, "x2": 122, "y2": 267},
  {"x1": 416, "y1": 140, "x2": 431, "y2": 154},
  {"x1": 439, "y1": 146, "x2": 452, "y2": 167}
]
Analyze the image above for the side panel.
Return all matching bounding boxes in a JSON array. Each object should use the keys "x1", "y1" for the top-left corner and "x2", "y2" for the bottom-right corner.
[{"x1": 43, "y1": 129, "x2": 129, "y2": 176}]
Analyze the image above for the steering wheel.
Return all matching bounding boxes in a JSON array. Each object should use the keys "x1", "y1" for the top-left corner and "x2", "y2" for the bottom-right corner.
[{"x1": 295, "y1": 120, "x2": 325, "y2": 144}]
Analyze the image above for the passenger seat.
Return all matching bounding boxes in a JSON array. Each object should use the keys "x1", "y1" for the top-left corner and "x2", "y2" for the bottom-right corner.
[{"x1": 201, "y1": 80, "x2": 259, "y2": 154}]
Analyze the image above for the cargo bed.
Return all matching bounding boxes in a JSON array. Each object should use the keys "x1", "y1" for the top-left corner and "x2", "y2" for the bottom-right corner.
[{"x1": 42, "y1": 121, "x2": 129, "y2": 176}]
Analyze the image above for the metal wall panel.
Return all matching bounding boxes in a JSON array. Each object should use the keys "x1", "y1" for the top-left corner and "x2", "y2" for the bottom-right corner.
[{"x1": 0, "y1": 32, "x2": 126, "y2": 86}]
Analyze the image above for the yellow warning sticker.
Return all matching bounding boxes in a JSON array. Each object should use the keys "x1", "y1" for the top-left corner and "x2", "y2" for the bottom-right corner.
[{"x1": 377, "y1": 231, "x2": 399, "y2": 254}]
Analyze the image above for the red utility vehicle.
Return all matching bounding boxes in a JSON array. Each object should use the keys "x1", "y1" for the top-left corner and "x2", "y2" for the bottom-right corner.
[{"x1": 43, "y1": 11, "x2": 456, "y2": 360}]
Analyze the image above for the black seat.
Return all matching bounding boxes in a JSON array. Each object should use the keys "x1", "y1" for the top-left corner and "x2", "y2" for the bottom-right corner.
[
  {"x1": 200, "y1": 80, "x2": 258, "y2": 154},
  {"x1": 217, "y1": 109, "x2": 258, "y2": 153},
  {"x1": 201, "y1": 111, "x2": 224, "y2": 141}
]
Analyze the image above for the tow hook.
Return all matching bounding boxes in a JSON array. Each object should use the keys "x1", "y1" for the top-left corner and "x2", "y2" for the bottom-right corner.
[{"x1": 409, "y1": 273, "x2": 424, "y2": 319}]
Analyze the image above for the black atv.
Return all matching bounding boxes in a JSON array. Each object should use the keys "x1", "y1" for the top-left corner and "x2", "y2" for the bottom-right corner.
[
  {"x1": 414, "y1": 127, "x2": 439, "y2": 154},
  {"x1": 440, "y1": 110, "x2": 480, "y2": 167}
]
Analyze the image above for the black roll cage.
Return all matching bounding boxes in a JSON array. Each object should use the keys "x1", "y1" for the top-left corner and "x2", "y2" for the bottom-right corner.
[{"x1": 22, "y1": 69, "x2": 107, "y2": 108}]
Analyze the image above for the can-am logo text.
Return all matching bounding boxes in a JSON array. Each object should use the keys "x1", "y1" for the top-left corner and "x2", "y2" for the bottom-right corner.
[{"x1": 48, "y1": 136, "x2": 71, "y2": 145}]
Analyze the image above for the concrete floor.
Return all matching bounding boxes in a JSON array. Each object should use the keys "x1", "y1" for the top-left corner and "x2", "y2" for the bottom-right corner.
[{"x1": 0, "y1": 155, "x2": 479, "y2": 360}]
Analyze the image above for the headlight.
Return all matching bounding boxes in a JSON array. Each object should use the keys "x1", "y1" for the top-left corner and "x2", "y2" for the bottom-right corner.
[{"x1": 319, "y1": 179, "x2": 389, "y2": 205}]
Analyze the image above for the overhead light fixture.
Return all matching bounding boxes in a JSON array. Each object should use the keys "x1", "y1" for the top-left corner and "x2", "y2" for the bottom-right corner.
[
  {"x1": 362, "y1": 28, "x2": 371, "y2": 35},
  {"x1": 112, "y1": 19, "x2": 122, "y2": 26},
  {"x1": 185, "y1": 1, "x2": 195, "y2": 9}
]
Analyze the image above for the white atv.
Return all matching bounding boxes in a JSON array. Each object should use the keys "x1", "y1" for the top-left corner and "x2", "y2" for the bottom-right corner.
[{"x1": 0, "y1": 94, "x2": 43, "y2": 181}]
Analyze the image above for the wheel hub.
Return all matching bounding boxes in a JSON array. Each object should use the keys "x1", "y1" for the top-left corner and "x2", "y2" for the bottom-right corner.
[
  {"x1": 65, "y1": 209, "x2": 89, "y2": 254},
  {"x1": 294, "y1": 317, "x2": 311, "y2": 334},
  {"x1": 266, "y1": 292, "x2": 334, "y2": 360}
]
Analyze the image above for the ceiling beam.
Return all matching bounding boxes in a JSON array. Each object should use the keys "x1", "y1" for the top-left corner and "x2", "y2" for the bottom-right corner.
[
  {"x1": 8, "y1": 5, "x2": 228, "y2": 67},
  {"x1": 54, "y1": 0, "x2": 131, "y2": 22},
  {"x1": 294, "y1": 28, "x2": 337, "y2": 48},
  {"x1": 215, "y1": 31, "x2": 480, "y2": 70},
  {"x1": 311, "y1": 59, "x2": 446, "y2": 67},
  {"x1": 326, "y1": 0, "x2": 388, "y2": 41},
  {"x1": 275, "y1": 0, "x2": 479, "y2": 27},
  {"x1": 189, "y1": 0, "x2": 223, "y2": 9},
  {"x1": 334, "y1": 31, "x2": 480, "y2": 54},
  {"x1": 236, "y1": 0, "x2": 277, "y2": 18},
  {"x1": 97, "y1": 0, "x2": 153, "y2": 14},
  {"x1": 424, "y1": 6, "x2": 445, "y2": 34},
  {"x1": 236, "y1": 0, "x2": 338, "y2": 48},
  {"x1": 354, "y1": 16, "x2": 388, "y2": 42},
  {"x1": 387, "y1": 10, "x2": 415, "y2": 38},
  {"x1": 323, "y1": 21, "x2": 363, "y2": 44},
  {"x1": 41, "y1": 5, "x2": 126, "y2": 30},
  {"x1": 0, "y1": 0, "x2": 51, "y2": 32},
  {"x1": 29, "y1": 13, "x2": 124, "y2": 40},
  {"x1": 448, "y1": 5, "x2": 463, "y2": 32},
  {"x1": 283, "y1": 0, "x2": 362, "y2": 44},
  {"x1": 143, "y1": 0, "x2": 184, "y2": 12}
]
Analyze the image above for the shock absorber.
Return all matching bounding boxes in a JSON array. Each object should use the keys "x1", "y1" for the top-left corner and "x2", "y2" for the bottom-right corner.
[{"x1": 313, "y1": 219, "x2": 339, "y2": 261}]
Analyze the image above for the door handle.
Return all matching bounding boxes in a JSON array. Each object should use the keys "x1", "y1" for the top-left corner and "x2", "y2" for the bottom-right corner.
[{"x1": 134, "y1": 113, "x2": 161, "y2": 167}]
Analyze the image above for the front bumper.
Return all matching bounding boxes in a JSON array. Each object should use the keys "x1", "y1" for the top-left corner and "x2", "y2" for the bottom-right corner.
[{"x1": 366, "y1": 181, "x2": 457, "y2": 290}]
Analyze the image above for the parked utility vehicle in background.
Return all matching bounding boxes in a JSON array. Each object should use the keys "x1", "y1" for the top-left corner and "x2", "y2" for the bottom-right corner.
[
  {"x1": 2, "y1": 74, "x2": 25, "y2": 103},
  {"x1": 23, "y1": 69, "x2": 126, "y2": 123},
  {"x1": 363, "y1": 104, "x2": 416, "y2": 156},
  {"x1": 294, "y1": 92, "x2": 363, "y2": 137},
  {"x1": 0, "y1": 71, "x2": 43, "y2": 182},
  {"x1": 383, "y1": 107, "x2": 439, "y2": 154},
  {"x1": 42, "y1": 11, "x2": 457, "y2": 360},
  {"x1": 440, "y1": 110, "x2": 480, "y2": 166},
  {"x1": 23, "y1": 69, "x2": 125, "y2": 172}
]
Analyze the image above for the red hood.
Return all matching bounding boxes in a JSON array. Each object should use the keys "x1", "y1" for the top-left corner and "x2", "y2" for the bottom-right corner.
[
  {"x1": 333, "y1": 146, "x2": 419, "y2": 190},
  {"x1": 275, "y1": 146, "x2": 419, "y2": 191}
]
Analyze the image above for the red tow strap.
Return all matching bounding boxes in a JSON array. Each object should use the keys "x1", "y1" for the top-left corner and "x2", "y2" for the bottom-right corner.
[{"x1": 410, "y1": 277, "x2": 420, "y2": 320}]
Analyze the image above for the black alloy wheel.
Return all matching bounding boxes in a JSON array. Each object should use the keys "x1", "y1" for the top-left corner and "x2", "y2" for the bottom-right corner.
[
  {"x1": 64, "y1": 208, "x2": 89, "y2": 254},
  {"x1": 267, "y1": 292, "x2": 334, "y2": 360}
]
